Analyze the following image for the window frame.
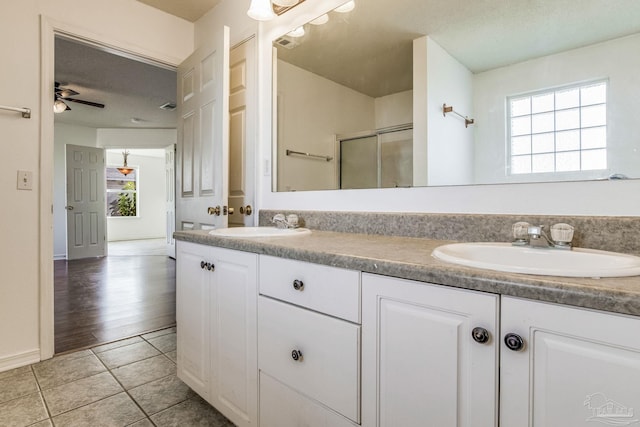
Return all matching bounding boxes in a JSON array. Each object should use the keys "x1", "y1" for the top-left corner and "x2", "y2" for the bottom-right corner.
[
  {"x1": 506, "y1": 79, "x2": 608, "y2": 177},
  {"x1": 106, "y1": 165, "x2": 139, "y2": 218}
]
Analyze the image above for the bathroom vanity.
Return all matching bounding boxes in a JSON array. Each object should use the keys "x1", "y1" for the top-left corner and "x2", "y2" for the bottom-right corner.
[{"x1": 174, "y1": 225, "x2": 640, "y2": 427}]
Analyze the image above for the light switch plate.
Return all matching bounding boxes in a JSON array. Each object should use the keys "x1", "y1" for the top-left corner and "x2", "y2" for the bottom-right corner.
[{"x1": 17, "y1": 170, "x2": 33, "y2": 190}]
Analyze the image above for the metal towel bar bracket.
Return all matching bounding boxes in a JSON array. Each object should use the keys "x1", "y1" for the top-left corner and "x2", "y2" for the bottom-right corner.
[
  {"x1": 0, "y1": 105, "x2": 31, "y2": 119},
  {"x1": 443, "y1": 103, "x2": 473, "y2": 128}
]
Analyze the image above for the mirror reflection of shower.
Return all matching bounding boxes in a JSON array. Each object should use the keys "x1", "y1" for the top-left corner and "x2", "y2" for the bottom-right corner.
[{"x1": 339, "y1": 124, "x2": 413, "y2": 189}]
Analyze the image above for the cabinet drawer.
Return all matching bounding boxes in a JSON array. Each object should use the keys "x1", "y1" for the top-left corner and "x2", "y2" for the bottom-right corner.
[
  {"x1": 258, "y1": 296, "x2": 360, "y2": 423},
  {"x1": 259, "y1": 255, "x2": 360, "y2": 323},
  {"x1": 260, "y1": 372, "x2": 357, "y2": 427}
]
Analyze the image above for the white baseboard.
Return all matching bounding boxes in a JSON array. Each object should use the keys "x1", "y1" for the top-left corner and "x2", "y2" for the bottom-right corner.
[
  {"x1": 0, "y1": 349, "x2": 41, "y2": 373},
  {"x1": 53, "y1": 254, "x2": 66, "y2": 260}
]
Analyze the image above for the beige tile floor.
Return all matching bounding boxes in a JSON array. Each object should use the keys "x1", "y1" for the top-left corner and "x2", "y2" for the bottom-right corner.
[{"x1": 0, "y1": 328, "x2": 234, "y2": 427}]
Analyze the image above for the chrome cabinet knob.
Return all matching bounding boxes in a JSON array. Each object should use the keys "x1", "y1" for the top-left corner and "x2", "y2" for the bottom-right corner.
[
  {"x1": 291, "y1": 349, "x2": 303, "y2": 361},
  {"x1": 292, "y1": 279, "x2": 304, "y2": 291},
  {"x1": 504, "y1": 333, "x2": 525, "y2": 351},
  {"x1": 471, "y1": 327, "x2": 490, "y2": 344}
]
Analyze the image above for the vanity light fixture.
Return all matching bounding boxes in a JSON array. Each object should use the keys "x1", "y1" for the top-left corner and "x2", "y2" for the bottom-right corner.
[
  {"x1": 310, "y1": 14, "x2": 329, "y2": 25},
  {"x1": 288, "y1": 26, "x2": 306, "y2": 37},
  {"x1": 334, "y1": 0, "x2": 355, "y2": 13},
  {"x1": 272, "y1": 0, "x2": 298, "y2": 6},
  {"x1": 247, "y1": 0, "x2": 276, "y2": 21},
  {"x1": 247, "y1": 0, "x2": 305, "y2": 21},
  {"x1": 117, "y1": 151, "x2": 134, "y2": 176}
]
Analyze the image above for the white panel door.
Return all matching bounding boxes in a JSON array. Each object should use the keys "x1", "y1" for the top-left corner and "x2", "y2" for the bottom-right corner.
[
  {"x1": 362, "y1": 273, "x2": 499, "y2": 427},
  {"x1": 501, "y1": 296, "x2": 640, "y2": 427},
  {"x1": 228, "y1": 37, "x2": 256, "y2": 227},
  {"x1": 65, "y1": 144, "x2": 106, "y2": 260},
  {"x1": 176, "y1": 26, "x2": 230, "y2": 231},
  {"x1": 165, "y1": 144, "x2": 176, "y2": 258}
]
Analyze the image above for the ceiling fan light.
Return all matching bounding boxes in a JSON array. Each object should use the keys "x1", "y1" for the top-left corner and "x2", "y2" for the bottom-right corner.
[
  {"x1": 334, "y1": 0, "x2": 355, "y2": 13},
  {"x1": 310, "y1": 14, "x2": 329, "y2": 25},
  {"x1": 53, "y1": 99, "x2": 68, "y2": 114},
  {"x1": 247, "y1": 0, "x2": 276, "y2": 21},
  {"x1": 272, "y1": 0, "x2": 298, "y2": 6}
]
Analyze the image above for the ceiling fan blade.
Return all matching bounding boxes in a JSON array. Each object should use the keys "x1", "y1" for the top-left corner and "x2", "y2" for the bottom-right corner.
[
  {"x1": 56, "y1": 88, "x2": 80, "y2": 98},
  {"x1": 64, "y1": 98, "x2": 105, "y2": 109}
]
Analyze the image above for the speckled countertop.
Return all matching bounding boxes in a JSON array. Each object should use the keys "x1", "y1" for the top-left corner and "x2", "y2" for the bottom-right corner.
[{"x1": 174, "y1": 229, "x2": 640, "y2": 317}]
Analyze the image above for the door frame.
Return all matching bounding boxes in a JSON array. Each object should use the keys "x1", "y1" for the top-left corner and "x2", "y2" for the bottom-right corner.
[{"x1": 39, "y1": 16, "x2": 183, "y2": 359}]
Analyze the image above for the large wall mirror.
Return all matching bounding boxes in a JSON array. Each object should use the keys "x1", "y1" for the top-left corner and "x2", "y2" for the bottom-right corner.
[{"x1": 272, "y1": 0, "x2": 640, "y2": 192}]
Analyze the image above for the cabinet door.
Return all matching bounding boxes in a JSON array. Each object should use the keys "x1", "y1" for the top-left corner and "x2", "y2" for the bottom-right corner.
[
  {"x1": 362, "y1": 273, "x2": 499, "y2": 427},
  {"x1": 209, "y1": 248, "x2": 258, "y2": 427},
  {"x1": 176, "y1": 241, "x2": 213, "y2": 399},
  {"x1": 501, "y1": 296, "x2": 640, "y2": 427}
]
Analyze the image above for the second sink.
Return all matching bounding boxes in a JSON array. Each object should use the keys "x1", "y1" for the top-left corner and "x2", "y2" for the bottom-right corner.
[{"x1": 432, "y1": 242, "x2": 640, "y2": 278}]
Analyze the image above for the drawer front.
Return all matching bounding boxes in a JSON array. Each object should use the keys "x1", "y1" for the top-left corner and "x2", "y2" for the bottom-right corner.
[
  {"x1": 258, "y1": 296, "x2": 360, "y2": 423},
  {"x1": 259, "y1": 372, "x2": 358, "y2": 427},
  {"x1": 259, "y1": 255, "x2": 360, "y2": 323}
]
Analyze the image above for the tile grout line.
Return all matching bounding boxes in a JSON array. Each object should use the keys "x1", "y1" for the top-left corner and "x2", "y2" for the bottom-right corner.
[{"x1": 32, "y1": 329, "x2": 177, "y2": 426}]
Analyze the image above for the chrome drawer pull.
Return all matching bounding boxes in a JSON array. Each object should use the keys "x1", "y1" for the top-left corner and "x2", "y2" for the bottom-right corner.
[
  {"x1": 291, "y1": 349, "x2": 303, "y2": 361},
  {"x1": 292, "y1": 279, "x2": 304, "y2": 291}
]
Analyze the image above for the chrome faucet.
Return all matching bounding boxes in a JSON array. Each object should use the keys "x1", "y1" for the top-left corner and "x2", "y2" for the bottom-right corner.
[
  {"x1": 512, "y1": 222, "x2": 574, "y2": 249},
  {"x1": 272, "y1": 213, "x2": 299, "y2": 229}
]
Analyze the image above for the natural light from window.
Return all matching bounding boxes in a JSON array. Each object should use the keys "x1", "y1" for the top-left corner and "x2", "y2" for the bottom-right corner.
[
  {"x1": 508, "y1": 80, "x2": 608, "y2": 175},
  {"x1": 106, "y1": 167, "x2": 138, "y2": 217}
]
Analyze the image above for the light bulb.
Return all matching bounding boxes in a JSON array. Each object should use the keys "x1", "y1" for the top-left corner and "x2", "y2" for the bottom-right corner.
[
  {"x1": 310, "y1": 14, "x2": 329, "y2": 25},
  {"x1": 53, "y1": 99, "x2": 68, "y2": 113},
  {"x1": 247, "y1": 0, "x2": 275, "y2": 21},
  {"x1": 334, "y1": 0, "x2": 355, "y2": 13},
  {"x1": 288, "y1": 26, "x2": 305, "y2": 38}
]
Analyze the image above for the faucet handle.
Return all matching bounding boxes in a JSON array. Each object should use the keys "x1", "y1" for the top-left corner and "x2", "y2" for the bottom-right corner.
[
  {"x1": 550, "y1": 223, "x2": 574, "y2": 244},
  {"x1": 272, "y1": 213, "x2": 285, "y2": 223},
  {"x1": 512, "y1": 222, "x2": 530, "y2": 241}
]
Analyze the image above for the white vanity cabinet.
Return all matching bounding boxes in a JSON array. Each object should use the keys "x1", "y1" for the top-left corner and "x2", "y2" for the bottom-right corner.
[
  {"x1": 361, "y1": 273, "x2": 500, "y2": 427},
  {"x1": 500, "y1": 296, "x2": 640, "y2": 427},
  {"x1": 176, "y1": 241, "x2": 258, "y2": 427},
  {"x1": 257, "y1": 256, "x2": 361, "y2": 426}
]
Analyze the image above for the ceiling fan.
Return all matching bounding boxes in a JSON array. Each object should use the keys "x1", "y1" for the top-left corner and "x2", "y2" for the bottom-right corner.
[{"x1": 54, "y1": 82, "x2": 105, "y2": 113}]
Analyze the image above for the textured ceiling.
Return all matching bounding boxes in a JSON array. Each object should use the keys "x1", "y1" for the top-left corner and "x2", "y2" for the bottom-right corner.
[
  {"x1": 54, "y1": 37, "x2": 177, "y2": 129},
  {"x1": 136, "y1": 0, "x2": 221, "y2": 22},
  {"x1": 276, "y1": 0, "x2": 640, "y2": 98}
]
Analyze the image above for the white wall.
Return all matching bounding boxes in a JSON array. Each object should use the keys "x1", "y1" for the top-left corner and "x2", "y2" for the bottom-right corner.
[
  {"x1": 0, "y1": 0, "x2": 192, "y2": 370},
  {"x1": 53, "y1": 123, "x2": 98, "y2": 259},
  {"x1": 473, "y1": 33, "x2": 640, "y2": 184},
  {"x1": 257, "y1": 0, "x2": 640, "y2": 216},
  {"x1": 375, "y1": 90, "x2": 412, "y2": 129},
  {"x1": 426, "y1": 37, "x2": 474, "y2": 186},
  {"x1": 106, "y1": 150, "x2": 166, "y2": 241},
  {"x1": 276, "y1": 60, "x2": 375, "y2": 191},
  {"x1": 97, "y1": 128, "x2": 177, "y2": 149}
]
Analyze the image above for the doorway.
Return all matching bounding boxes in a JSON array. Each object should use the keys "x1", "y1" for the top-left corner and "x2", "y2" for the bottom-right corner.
[{"x1": 53, "y1": 36, "x2": 178, "y2": 353}]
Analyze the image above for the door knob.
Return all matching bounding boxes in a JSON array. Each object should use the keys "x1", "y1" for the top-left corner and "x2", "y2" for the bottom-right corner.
[
  {"x1": 207, "y1": 206, "x2": 221, "y2": 216},
  {"x1": 239, "y1": 205, "x2": 253, "y2": 216},
  {"x1": 65, "y1": 206, "x2": 74, "y2": 210},
  {"x1": 228, "y1": 207, "x2": 235, "y2": 215}
]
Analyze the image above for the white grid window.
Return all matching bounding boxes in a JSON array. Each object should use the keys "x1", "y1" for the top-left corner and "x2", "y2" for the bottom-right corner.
[{"x1": 508, "y1": 80, "x2": 608, "y2": 175}]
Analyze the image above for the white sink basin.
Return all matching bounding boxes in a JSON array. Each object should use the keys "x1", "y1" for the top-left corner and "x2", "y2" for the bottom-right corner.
[
  {"x1": 432, "y1": 242, "x2": 640, "y2": 278},
  {"x1": 208, "y1": 226, "x2": 311, "y2": 238}
]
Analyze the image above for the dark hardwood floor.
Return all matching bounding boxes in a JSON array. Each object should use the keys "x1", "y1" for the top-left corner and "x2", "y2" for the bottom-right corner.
[{"x1": 54, "y1": 246, "x2": 176, "y2": 354}]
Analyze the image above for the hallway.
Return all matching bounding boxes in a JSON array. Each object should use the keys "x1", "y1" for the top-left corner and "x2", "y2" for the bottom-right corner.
[{"x1": 54, "y1": 239, "x2": 176, "y2": 354}]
